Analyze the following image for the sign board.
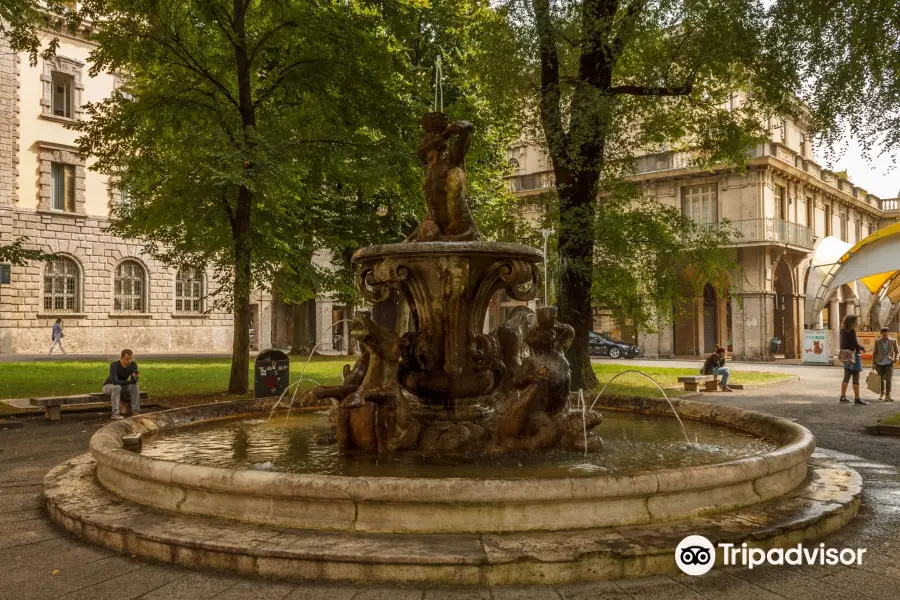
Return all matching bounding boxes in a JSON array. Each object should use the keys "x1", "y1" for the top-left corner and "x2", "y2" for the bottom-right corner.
[
  {"x1": 857, "y1": 331, "x2": 880, "y2": 367},
  {"x1": 802, "y1": 329, "x2": 831, "y2": 365},
  {"x1": 0, "y1": 264, "x2": 9, "y2": 285}
]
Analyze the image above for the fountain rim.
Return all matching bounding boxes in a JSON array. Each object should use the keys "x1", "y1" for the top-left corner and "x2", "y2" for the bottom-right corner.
[
  {"x1": 88, "y1": 395, "x2": 815, "y2": 506},
  {"x1": 352, "y1": 240, "x2": 544, "y2": 263}
]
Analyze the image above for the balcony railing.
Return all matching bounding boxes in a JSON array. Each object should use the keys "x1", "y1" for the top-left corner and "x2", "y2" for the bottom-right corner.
[
  {"x1": 506, "y1": 170, "x2": 555, "y2": 193},
  {"x1": 719, "y1": 218, "x2": 816, "y2": 250},
  {"x1": 635, "y1": 143, "x2": 887, "y2": 213},
  {"x1": 882, "y1": 199, "x2": 900, "y2": 213}
]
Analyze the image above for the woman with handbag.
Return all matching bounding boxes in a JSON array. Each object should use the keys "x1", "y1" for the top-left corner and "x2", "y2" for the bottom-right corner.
[{"x1": 839, "y1": 315, "x2": 867, "y2": 405}]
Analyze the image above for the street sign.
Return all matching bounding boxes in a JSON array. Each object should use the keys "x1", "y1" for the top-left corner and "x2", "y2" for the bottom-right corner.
[{"x1": 0, "y1": 264, "x2": 10, "y2": 285}]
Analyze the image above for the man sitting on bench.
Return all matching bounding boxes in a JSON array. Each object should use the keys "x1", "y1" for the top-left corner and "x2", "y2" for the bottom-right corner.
[
  {"x1": 702, "y1": 345, "x2": 732, "y2": 392},
  {"x1": 103, "y1": 349, "x2": 141, "y2": 420}
]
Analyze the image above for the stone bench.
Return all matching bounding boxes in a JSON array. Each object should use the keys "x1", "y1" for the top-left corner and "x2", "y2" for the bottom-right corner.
[
  {"x1": 30, "y1": 391, "x2": 150, "y2": 421},
  {"x1": 676, "y1": 375, "x2": 719, "y2": 392}
]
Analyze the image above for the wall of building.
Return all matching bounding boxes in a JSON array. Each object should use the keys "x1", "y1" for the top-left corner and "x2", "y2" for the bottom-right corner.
[
  {"x1": 505, "y1": 110, "x2": 893, "y2": 361},
  {"x1": 0, "y1": 29, "x2": 233, "y2": 355}
]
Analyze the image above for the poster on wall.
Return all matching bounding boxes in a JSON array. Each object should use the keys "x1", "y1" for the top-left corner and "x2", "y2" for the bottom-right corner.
[
  {"x1": 857, "y1": 332, "x2": 880, "y2": 367},
  {"x1": 802, "y1": 329, "x2": 831, "y2": 365}
]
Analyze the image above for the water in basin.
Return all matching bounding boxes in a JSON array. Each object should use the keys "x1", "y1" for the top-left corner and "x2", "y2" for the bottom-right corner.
[{"x1": 140, "y1": 410, "x2": 776, "y2": 478}]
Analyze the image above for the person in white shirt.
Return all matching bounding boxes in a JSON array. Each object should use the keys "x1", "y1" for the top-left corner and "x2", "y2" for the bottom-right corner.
[{"x1": 872, "y1": 327, "x2": 899, "y2": 402}]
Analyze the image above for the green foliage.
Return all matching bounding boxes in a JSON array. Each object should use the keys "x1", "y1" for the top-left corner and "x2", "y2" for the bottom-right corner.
[
  {"x1": 314, "y1": 0, "x2": 531, "y2": 306},
  {"x1": 0, "y1": 0, "x2": 70, "y2": 65},
  {"x1": 529, "y1": 185, "x2": 737, "y2": 332},
  {"x1": 76, "y1": 0, "x2": 420, "y2": 304},
  {"x1": 0, "y1": 237, "x2": 54, "y2": 266},
  {"x1": 484, "y1": 0, "x2": 805, "y2": 387},
  {"x1": 769, "y1": 0, "x2": 900, "y2": 162}
]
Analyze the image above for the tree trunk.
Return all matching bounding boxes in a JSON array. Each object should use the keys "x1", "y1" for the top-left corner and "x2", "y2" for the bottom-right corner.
[
  {"x1": 228, "y1": 186, "x2": 253, "y2": 394},
  {"x1": 290, "y1": 299, "x2": 317, "y2": 355},
  {"x1": 557, "y1": 172, "x2": 600, "y2": 391},
  {"x1": 227, "y1": 1, "x2": 255, "y2": 395}
]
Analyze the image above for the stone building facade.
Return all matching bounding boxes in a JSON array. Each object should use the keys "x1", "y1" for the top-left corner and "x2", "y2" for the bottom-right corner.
[
  {"x1": 506, "y1": 106, "x2": 900, "y2": 361},
  {"x1": 0, "y1": 25, "x2": 232, "y2": 355}
]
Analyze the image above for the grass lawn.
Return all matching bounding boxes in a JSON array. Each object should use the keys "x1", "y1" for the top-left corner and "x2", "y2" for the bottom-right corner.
[
  {"x1": 0, "y1": 355, "x2": 349, "y2": 405},
  {"x1": 590, "y1": 363, "x2": 791, "y2": 397},
  {"x1": 0, "y1": 357, "x2": 791, "y2": 412},
  {"x1": 880, "y1": 413, "x2": 900, "y2": 427}
]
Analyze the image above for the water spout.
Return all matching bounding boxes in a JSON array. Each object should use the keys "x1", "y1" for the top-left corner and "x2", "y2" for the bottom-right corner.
[
  {"x1": 267, "y1": 318, "x2": 354, "y2": 422},
  {"x1": 540, "y1": 228, "x2": 553, "y2": 307},
  {"x1": 589, "y1": 370, "x2": 691, "y2": 445},
  {"x1": 577, "y1": 389, "x2": 588, "y2": 457}
]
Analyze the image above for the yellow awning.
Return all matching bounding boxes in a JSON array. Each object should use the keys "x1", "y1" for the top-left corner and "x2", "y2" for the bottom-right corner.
[
  {"x1": 840, "y1": 222, "x2": 900, "y2": 294},
  {"x1": 886, "y1": 276, "x2": 900, "y2": 304},
  {"x1": 841, "y1": 222, "x2": 900, "y2": 261}
]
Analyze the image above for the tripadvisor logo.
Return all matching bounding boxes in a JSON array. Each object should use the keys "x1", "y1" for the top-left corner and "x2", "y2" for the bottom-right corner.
[
  {"x1": 676, "y1": 535, "x2": 716, "y2": 576},
  {"x1": 675, "y1": 535, "x2": 867, "y2": 576}
]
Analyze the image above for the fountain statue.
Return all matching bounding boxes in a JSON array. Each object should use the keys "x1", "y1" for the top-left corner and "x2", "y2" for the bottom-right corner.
[{"x1": 313, "y1": 112, "x2": 604, "y2": 455}]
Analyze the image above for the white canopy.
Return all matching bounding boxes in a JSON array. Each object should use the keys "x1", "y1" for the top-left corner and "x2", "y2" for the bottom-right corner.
[{"x1": 804, "y1": 223, "x2": 900, "y2": 326}]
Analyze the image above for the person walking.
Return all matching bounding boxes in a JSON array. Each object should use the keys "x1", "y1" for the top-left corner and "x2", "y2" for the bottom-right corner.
[
  {"x1": 839, "y1": 315, "x2": 867, "y2": 405},
  {"x1": 48, "y1": 318, "x2": 66, "y2": 354},
  {"x1": 872, "y1": 326, "x2": 899, "y2": 402},
  {"x1": 702, "y1": 345, "x2": 733, "y2": 392},
  {"x1": 102, "y1": 349, "x2": 141, "y2": 420}
]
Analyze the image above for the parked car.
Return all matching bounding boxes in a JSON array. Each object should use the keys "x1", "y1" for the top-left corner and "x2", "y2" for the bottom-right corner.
[{"x1": 588, "y1": 331, "x2": 641, "y2": 359}]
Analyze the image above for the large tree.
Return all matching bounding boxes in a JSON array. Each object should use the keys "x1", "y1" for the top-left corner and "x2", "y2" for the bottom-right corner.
[
  {"x1": 499, "y1": 0, "x2": 799, "y2": 388},
  {"x1": 77, "y1": 0, "x2": 418, "y2": 393},
  {"x1": 769, "y1": 0, "x2": 900, "y2": 162}
]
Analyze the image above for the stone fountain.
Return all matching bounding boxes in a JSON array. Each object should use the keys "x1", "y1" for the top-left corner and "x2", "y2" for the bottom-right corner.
[
  {"x1": 43, "y1": 113, "x2": 863, "y2": 587},
  {"x1": 310, "y1": 112, "x2": 603, "y2": 456}
]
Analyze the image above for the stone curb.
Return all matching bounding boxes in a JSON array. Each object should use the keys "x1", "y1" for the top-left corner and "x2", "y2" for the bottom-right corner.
[
  {"x1": 43, "y1": 453, "x2": 862, "y2": 585},
  {"x1": 875, "y1": 423, "x2": 900, "y2": 436}
]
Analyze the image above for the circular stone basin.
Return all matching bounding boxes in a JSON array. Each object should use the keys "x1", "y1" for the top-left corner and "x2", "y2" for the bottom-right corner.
[
  {"x1": 89, "y1": 395, "x2": 815, "y2": 534},
  {"x1": 140, "y1": 411, "x2": 777, "y2": 478}
]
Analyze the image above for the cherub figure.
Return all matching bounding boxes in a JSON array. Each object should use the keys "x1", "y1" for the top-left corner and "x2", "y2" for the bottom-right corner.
[{"x1": 406, "y1": 113, "x2": 481, "y2": 242}]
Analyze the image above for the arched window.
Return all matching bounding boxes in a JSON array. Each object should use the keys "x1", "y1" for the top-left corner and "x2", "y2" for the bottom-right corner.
[
  {"x1": 43, "y1": 257, "x2": 79, "y2": 312},
  {"x1": 175, "y1": 267, "x2": 203, "y2": 313},
  {"x1": 114, "y1": 260, "x2": 146, "y2": 313}
]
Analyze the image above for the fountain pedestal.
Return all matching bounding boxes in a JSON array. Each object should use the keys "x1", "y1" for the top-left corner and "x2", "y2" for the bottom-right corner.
[{"x1": 354, "y1": 241, "x2": 541, "y2": 405}]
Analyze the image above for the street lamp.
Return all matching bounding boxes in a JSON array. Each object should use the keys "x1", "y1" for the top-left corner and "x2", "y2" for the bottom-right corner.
[{"x1": 540, "y1": 228, "x2": 553, "y2": 307}]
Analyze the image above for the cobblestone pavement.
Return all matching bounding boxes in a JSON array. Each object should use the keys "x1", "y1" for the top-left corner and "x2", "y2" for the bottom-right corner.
[{"x1": 2, "y1": 376, "x2": 900, "y2": 599}]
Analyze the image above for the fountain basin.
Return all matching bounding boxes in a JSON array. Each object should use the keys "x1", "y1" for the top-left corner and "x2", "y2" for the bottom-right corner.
[{"x1": 87, "y1": 395, "x2": 814, "y2": 534}]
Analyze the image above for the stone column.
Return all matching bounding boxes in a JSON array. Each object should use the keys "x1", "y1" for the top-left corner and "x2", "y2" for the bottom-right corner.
[
  {"x1": 829, "y1": 298, "x2": 840, "y2": 355},
  {"x1": 259, "y1": 295, "x2": 273, "y2": 350},
  {"x1": 731, "y1": 291, "x2": 773, "y2": 361}
]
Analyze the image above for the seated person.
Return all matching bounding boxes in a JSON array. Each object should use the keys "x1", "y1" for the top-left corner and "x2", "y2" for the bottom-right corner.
[
  {"x1": 103, "y1": 348, "x2": 141, "y2": 420},
  {"x1": 701, "y1": 345, "x2": 732, "y2": 392}
]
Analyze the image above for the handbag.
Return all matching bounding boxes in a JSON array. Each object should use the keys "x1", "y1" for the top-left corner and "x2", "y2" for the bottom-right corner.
[
  {"x1": 838, "y1": 349, "x2": 854, "y2": 363},
  {"x1": 867, "y1": 369, "x2": 882, "y2": 394}
]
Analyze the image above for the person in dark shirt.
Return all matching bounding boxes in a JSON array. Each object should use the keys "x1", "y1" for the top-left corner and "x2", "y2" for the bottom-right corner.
[
  {"x1": 103, "y1": 348, "x2": 141, "y2": 420},
  {"x1": 839, "y1": 315, "x2": 867, "y2": 405},
  {"x1": 701, "y1": 345, "x2": 732, "y2": 392}
]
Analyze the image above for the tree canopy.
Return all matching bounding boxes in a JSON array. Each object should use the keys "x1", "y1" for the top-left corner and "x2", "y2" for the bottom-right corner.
[
  {"x1": 489, "y1": 0, "x2": 801, "y2": 388},
  {"x1": 770, "y1": 0, "x2": 900, "y2": 165},
  {"x1": 76, "y1": 0, "x2": 427, "y2": 392},
  {"x1": 75, "y1": 0, "x2": 524, "y2": 392}
]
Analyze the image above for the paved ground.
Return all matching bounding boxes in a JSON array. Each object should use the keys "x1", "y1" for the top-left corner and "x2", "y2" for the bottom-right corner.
[{"x1": 2, "y1": 372, "x2": 900, "y2": 599}]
